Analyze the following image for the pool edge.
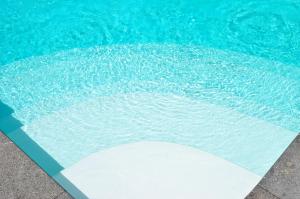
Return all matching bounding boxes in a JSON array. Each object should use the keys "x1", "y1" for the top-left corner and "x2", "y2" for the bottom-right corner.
[{"x1": 1, "y1": 131, "x2": 299, "y2": 198}]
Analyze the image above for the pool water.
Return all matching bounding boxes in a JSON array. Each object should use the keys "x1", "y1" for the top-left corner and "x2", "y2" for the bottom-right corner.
[
  {"x1": 1, "y1": 0, "x2": 300, "y2": 66},
  {"x1": 0, "y1": 0, "x2": 300, "y2": 197}
]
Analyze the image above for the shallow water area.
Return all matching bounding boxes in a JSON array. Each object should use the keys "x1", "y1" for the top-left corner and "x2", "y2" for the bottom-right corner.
[{"x1": 0, "y1": 45, "x2": 299, "y2": 176}]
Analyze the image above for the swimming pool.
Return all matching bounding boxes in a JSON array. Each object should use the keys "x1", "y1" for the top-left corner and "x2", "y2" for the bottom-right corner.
[{"x1": 0, "y1": 0, "x2": 300, "y2": 198}]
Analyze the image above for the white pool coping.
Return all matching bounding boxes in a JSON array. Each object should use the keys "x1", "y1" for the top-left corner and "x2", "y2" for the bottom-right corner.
[{"x1": 55, "y1": 141, "x2": 261, "y2": 199}]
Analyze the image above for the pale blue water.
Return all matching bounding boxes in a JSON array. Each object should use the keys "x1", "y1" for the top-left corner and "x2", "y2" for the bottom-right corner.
[{"x1": 0, "y1": 0, "x2": 300, "y2": 177}]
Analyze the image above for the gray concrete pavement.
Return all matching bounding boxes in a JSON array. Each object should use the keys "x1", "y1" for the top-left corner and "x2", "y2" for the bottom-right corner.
[
  {"x1": 0, "y1": 132, "x2": 72, "y2": 199},
  {"x1": 246, "y1": 134, "x2": 300, "y2": 199}
]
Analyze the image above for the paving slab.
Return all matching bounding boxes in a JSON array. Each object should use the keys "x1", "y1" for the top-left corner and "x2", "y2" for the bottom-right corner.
[
  {"x1": 246, "y1": 185, "x2": 280, "y2": 199},
  {"x1": 258, "y1": 134, "x2": 300, "y2": 199},
  {"x1": 54, "y1": 192, "x2": 74, "y2": 199},
  {"x1": 248, "y1": 134, "x2": 300, "y2": 199},
  {"x1": 0, "y1": 132, "x2": 72, "y2": 199},
  {"x1": 0, "y1": 132, "x2": 12, "y2": 144}
]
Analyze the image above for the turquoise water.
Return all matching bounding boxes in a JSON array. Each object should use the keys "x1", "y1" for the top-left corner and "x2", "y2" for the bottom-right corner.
[
  {"x1": 0, "y1": 0, "x2": 300, "y2": 177},
  {"x1": 1, "y1": 0, "x2": 300, "y2": 65}
]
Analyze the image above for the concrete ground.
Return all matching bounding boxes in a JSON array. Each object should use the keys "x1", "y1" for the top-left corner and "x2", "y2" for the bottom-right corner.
[
  {"x1": 0, "y1": 131, "x2": 299, "y2": 199},
  {"x1": 0, "y1": 132, "x2": 72, "y2": 199},
  {"x1": 246, "y1": 134, "x2": 300, "y2": 199}
]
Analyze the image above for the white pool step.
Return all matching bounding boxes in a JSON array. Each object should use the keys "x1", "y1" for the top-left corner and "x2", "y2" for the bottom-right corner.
[{"x1": 56, "y1": 141, "x2": 261, "y2": 199}]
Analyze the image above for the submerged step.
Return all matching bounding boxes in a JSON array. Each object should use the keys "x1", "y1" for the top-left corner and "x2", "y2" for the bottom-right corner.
[
  {"x1": 56, "y1": 141, "x2": 261, "y2": 199},
  {"x1": 24, "y1": 93, "x2": 297, "y2": 175},
  {"x1": 0, "y1": 45, "x2": 299, "y2": 128}
]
